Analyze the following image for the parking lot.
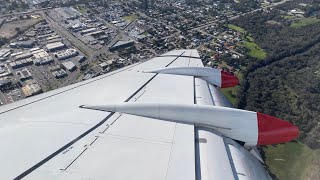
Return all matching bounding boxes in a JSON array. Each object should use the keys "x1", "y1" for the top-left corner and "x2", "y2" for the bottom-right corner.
[{"x1": 0, "y1": 82, "x2": 24, "y2": 105}]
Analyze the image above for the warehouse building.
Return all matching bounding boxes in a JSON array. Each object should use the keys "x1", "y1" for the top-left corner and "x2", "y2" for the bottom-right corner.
[
  {"x1": 75, "y1": 55, "x2": 86, "y2": 63},
  {"x1": 10, "y1": 58, "x2": 33, "y2": 69},
  {"x1": 46, "y1": 42, "x2": 66, "y2": 52},
  {"x1": 0, "y1": 49, "x2": 12, "y2": 60},
  {"x1": 52, "y1": 69, "x2": 67, "y2": 78},
  {"x1": 32, "y1": 49, "x2": 49, "y2": 59},
  {"x1": 54, "y1": 49, "x2": 78, "y2": 60},
  {"x1": 109, "y1": 40, "x2": 134, "y2": 51},
  {"x1": 22, "y1": 80, "x2": 42, "y2": 97},
  {"x1": 16, "y1": 68, "x2": 32, "y2": 81},
  {"x1": 10, "y1": 41, "x2": 35, "y2": 49},
  {"x1": 0, "y1": 64, "x2": 12, "y2": 77},
  {"x1": 15, "y1": 52, "x2": 33, "y2": 60},
  {"x1": 62, "y1": 61, "x2": 77, "y2": 72},
  {"x1": 81, "y1": 28, "x2": 97, "y2": 35},
  {"x1": 34, "y1": 56, "x2": 54, "y2": 65}
]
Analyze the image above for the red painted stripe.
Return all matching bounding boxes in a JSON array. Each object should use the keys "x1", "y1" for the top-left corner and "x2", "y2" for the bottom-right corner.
[
  {"x1": 221, "y1": 71, "x2": 239, "y2": 88},
  {"x1": 257, "y1": 112, "x2": 299, "y2": 145}
]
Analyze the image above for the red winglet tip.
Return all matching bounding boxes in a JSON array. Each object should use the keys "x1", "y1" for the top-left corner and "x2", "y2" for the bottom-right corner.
[
  {"x1": 257, "y1": 112, "x2": 299, "y2": 145},
  {"x1": 221, "y1": 71, "x2": 239, "y2": 88}
]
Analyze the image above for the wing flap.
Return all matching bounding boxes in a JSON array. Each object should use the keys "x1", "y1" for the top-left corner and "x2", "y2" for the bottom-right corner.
[{"x1": 12, "y1": 50, "x2": 200, "y2": 180}]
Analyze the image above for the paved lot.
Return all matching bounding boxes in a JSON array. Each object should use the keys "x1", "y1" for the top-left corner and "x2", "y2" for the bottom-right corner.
[{"x1": 0, "y1": 82, "x2": 24, "y2": 105}]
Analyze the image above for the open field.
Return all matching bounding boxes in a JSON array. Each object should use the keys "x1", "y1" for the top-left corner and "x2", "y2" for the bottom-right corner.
[
  {"x1": 282, "y1": 15, "x2": 296, "y2": 19},
  {"x1": 291, "y1": 17, "x2": 320, "y2": 28},
  {"x1": 0, "y1": 19, "x2": 41, "y2": 39},
  {"x1": 75, "y1": 5, "x2": 88, "y2": 14},
  {"x1": 241, "y1": 40, "x2": 267, "y2": 60},
  {"x1": 238, "y1": 35, "x2": 267, "y2": 60},
  {"x1": 227, "y1": 24, "x2": 267, "y2": 60},
  {"x1": 264, "y1": 141, "x2": 320, "y2": 180},
  {"x1": 226, "y1": 24, "x2": 246, "y2": 33},
  {"x1": 122, "y1": 14, "x2": 138, "y2": 22}
]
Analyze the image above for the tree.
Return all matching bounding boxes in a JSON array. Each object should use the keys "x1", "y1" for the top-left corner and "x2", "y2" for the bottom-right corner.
[
  {"x1": 15, "y1": 27, "x2": 22, "y2": 35},
  {"x1": 0, "y1": 36, "x2": 8, "y2": 47}
]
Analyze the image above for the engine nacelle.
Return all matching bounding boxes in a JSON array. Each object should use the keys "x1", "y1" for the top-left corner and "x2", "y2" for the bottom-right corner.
[
  {"x1": 145, "y1": 67, "x2": 239, "y2": 88},
  {"x1": 80, "y1": 103, "x2": 299, "y2": 146}
]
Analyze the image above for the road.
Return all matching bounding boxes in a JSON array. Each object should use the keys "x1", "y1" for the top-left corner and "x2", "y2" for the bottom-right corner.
[
  {"x1": 229, "y1": 0, "x2": 292, "y2": 20},
  {"x1": 0, "y1": 7, "x2": 53, "y2": 18},
  {"x1": 40, "y1": 11, "x2": 96, "y2": 57},
  {"x1": 58, "y1": 69, "x2": 81, "y2": 88}
]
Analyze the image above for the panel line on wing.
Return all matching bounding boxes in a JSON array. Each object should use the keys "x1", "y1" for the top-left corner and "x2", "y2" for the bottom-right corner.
[
  {"x1": 0, "y1": 63, "x2": 142, "y2": 115},
  {"x1": 224, "y1": 139, "x2": 241, "y2": 180},
  {"x1": 14, "y1": 51, "x2": 187, "y2": 180},
  {"x1": 101, "y1": 133, "x2": 173, "y2": 144},
  {"x1": 158, "y1": 55, "x2": 201, "y2": 60},
  {"x1": 164, "y1": 123, "x2": 177, "y2": 180}
]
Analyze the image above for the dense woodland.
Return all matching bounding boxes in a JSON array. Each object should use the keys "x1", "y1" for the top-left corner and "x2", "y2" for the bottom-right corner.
[
  {"x1": 231, "y1": 1, "x2": 320, "y2": 149},
  {"x1": 243, "y1": 45, "x2": 320, "y2": 149}
]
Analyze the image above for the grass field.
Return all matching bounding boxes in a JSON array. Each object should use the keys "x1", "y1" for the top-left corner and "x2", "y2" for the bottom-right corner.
[
  {"x1": 291, "y1": 17, "x2": 320, "y2": 28},
  {"x1": 75, "y1": 5, "x2": 89, "y2": 14},
  {"x1": 241, "y1": 40, "x2": 267, "y2": 60},
  {"x1": 226, "y1": 24, "x2": 267, "y2": 60},
  {"x1": 143, "y1": 32, "x2": 149, "y2": 36},
  {"x1": 264, "y1": 141, "x2": 320, "y2": 180},
  {"x1": 221, "y1": 71, "x2": 243, "y2": 105},
  {"x1": 226, "y1": 24, "x2": 246, "y2": 33},
  {"x1": 122, "y1": 15, "x2": 138, "y2": 22},
  {"x1": 282, "y1": 15, "x2": 296, "y2": 20}
]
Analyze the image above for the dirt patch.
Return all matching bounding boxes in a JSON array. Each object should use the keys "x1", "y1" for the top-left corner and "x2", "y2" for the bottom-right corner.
[{"x1": 0, "y1": 19, "x2": 42, "y2": 39}]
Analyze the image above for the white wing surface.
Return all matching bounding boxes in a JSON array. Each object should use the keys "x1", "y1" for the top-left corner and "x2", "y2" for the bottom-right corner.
[{"x1": 0, "y1": 49, "x2": 271, "y2": 180}]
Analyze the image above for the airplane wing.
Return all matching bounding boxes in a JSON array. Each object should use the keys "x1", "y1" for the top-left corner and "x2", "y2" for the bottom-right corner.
[{"x1": 0, "y1": 49, "x2": 278, "y2": 179}]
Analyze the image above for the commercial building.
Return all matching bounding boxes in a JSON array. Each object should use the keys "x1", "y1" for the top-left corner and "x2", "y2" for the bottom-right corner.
[
  {"x1": 75, "y1": 56, "x2": 86, "y2": 63},
  {"x1": 34, "y1": 56, "x2": 54, "y2": 65},
  {"x1": 11, "y1": 52, "x2": 23, "y2": 58},
  {"x1": 30, "y1": 47, "x2": 40, "y2": 52},
  {"x1": 0, "y1": 49, "x2": 12, "y2": 60},
  {"x1": 81, "y1": 28, "x2": 97, "y2": 35},
  {"x1": 54, "y1": 49, "x2": 78, "y2": 60},
  {"x1": 46, "y1": 42, "x2": 66, "y2": 52},
  {"x1": 10, "y1": 41, "x2": 35, "y2": 48},
  {"x1": 0, "y1": 79, "x2": 11, "y2": 87},
  {"x1": 52, "y1": 69, "x2": 67, "y2": 78},
  {"x1": 85, "y1": 31, "x2": 105, "y2": 37},
  {"x1": 25, "y1": 31, "x2": 36, "y2": 37},
  {"x1": 46, "y1": 35, "x2": 61, "y2": 41},
  {"x1": 26, "y1": 0, "x2": 49, "y2": 6},
  {"x1": 38, "y1": 33, "x2": 56, "y2": 40},
  {"x1": 109, "y1": 40, "x2": 134, "y2": 51},
  {"x1": 49, "y1": 65, "x2": 62, "y2": 72},
  {"x1": 99, "y1": 62, "x2": 108, "y2": 69},
  {"x1": 10, "y1": 58, "x2": 33, "y2": 69},
  {"x1": 62, "y1": 61, "x2": 77, "y2": 71},
  {"x1": 0, "y1": 64, "x2": 12, "y2": 77},
  {"x1": 16, "y1": 68, "x2": 32, "y2": 81},
  {"x1": 32, "y1": 49, "x2": 49, "y2": 59},
  {"x1": 22, "y1": 80, "x2": 42, "y2": 97},
  {"x1": 15, "y1": 52, "x2": 33, "y2": 60},
  {"x1": 54, "y1": 7, "x2": 81, "y2": 20}
]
